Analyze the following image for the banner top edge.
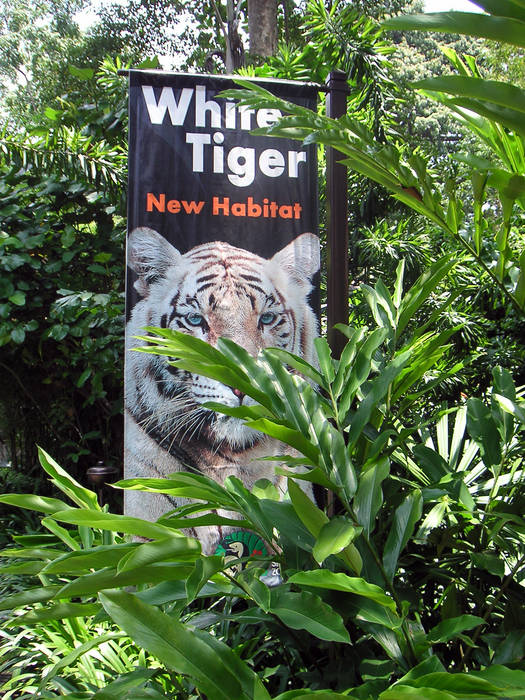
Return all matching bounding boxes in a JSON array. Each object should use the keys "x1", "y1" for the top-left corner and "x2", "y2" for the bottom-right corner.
[{"x1": 117, "y1": 68, "x2": 325, "y2": 91}]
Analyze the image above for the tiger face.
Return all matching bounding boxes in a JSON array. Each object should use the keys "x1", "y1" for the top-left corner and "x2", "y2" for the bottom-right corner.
[{"x1": 126, "y1": 227, "x2": 319, "y2": 461}]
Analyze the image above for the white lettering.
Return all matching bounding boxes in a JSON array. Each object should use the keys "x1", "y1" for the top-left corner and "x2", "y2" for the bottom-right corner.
[
  {"x1": 195, "y1": 85, "x2": 221, "y2": 128},
  {"x1": 186, "y1": 133, "x2": 211, "y2": 172},
  {"x1": 259, "y1": 149, "x2": 285, "y2": 177},
  {"x1": 256, "y1": 108, "x2": 282, "y2": 128},
  {"x1": 288, "y1": 150, "x2": 307, "y2": 178},
  {"x1": 141, "y1": 86, "x2": 193, "y2": 125},
  {"x1": 225, "y1": 102, "x2": 237, "y2": 129},
  {"x1": 239, "y1": 106, "x2": 255, "y2": 130},
  {"x1": 227, "y1": 146, "x2": 255, "y2": 186},
  {"x1": 213, "y1": 132, "x2": 224, "y2": 173}
]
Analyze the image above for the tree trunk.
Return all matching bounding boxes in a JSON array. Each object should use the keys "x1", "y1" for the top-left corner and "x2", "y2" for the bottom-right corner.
[
  {"x1": 248, "y1": 0, "x2": 278, "y2": 58},
  {"x1": 225, "y1": 0, "x2": 245, "y2": 72}
]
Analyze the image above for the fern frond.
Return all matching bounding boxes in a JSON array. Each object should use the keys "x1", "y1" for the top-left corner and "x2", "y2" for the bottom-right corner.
[{"x1": 0, "y1": 125, "x2": 126, "y2": 194}]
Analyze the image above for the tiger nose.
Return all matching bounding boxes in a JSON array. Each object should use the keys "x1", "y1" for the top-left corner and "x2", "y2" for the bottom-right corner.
[{"x1": 231, "y1": 387, "x2": 245, "y2": 404}]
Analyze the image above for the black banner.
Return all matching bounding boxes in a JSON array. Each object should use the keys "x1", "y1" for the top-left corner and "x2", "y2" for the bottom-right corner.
[{"x1": 125, "y1": 71, "x2": 319, "y2": 542}]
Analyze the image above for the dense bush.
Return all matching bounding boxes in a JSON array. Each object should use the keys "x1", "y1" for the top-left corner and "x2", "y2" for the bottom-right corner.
[
  {"x1": 0, "y1": 60, "x2": 127, "y2": 492},
  {"x1": 1, "y1": 261, "x2": 525, "y2": 697}
]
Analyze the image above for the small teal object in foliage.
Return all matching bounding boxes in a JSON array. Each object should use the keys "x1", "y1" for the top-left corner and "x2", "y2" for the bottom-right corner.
[
  {"x1": 214, "y1": 530, "x2": 268, "y2": 559},
  {"x1": 215, "y1": 531, "x2": 283, "y2": 586}
]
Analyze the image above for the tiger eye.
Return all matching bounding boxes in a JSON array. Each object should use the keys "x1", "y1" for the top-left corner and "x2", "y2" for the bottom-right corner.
[
  {"x1": 260, "y1": 312, "x2": 276, "y2": 325},
  {"x1": 187, "y1": 312, "x2": 205, "y2": 326}
]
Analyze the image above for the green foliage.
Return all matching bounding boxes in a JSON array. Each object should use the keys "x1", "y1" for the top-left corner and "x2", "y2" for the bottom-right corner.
[
  {"x1": 220, "y1": 52, "x2": 525, "y2": 318},
  {"x1": 2, "y1": 264, "x2": 525, "y2": 697},
  {"x1": 0, "y1": 59, "x2": 127, "y2": 483}
]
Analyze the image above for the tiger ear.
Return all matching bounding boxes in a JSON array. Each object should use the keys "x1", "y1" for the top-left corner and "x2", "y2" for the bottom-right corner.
[
  {"x1": 127, "y1": 227, "x2": 181, "y2": 297},
  {"x1": 270, "y1": 233, "x2": 320, "y2": 285}
]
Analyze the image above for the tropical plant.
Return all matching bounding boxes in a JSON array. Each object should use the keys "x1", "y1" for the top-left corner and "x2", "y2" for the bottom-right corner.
[
  {"x1": 219, "y1": 1, "x2": 525, "y2": 319},
  {"x1": 2, "y1": 261, "x2": 525, "y2": 697},
  {"x1": 0, "y1": 58, "x2": 128, "y2": 483}
]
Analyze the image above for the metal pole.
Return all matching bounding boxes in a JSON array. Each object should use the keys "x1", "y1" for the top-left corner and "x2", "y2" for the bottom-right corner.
[{"x1": 326, "y1": 70, "x2": 349, "y2": 360}]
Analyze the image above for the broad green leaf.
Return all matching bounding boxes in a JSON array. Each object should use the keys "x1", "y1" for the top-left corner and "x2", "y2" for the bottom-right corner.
[
  {"x1": 37, "y1": 446, "x2": 100, "y2": 511},
  {"x1": 100, "y1": 590, "x2": 271, "y2": 700},
  {"x1": 41, "y1": 543, "x2": 136, "y2": 573},
  {"x1": 270, "y1": 588, "x2": 350, "y2": 643},
  {"x1": 314, "y1": 336, "x2": 335, "y2": 383},
  {"x1": 90, "y1": 669, "x2": 158, "y2": 700},
  {"x1": 7, "y1": 602, "x2": 101, "y2": 627},
  {"x1": 42, "y1": 517, "x2": 81, "y2": 550},
  {"x1": 224, "y1": 475, "x2": 275, "y2": 542},
  {"x1": 338, "y1": 328, "x2": 388, "y2": 418},
  {"x1": 288, "y1": 570, "x2": 396, "y2": 611},
  {"x1": 413, "y1": 76, "x2": 525, "y2": 114},
  {"x1": 415, "y1": 501, "x2": 447, "y2": 542},
  {"x1": 274, "y1": 466, "x2": 334, "y2": 490},
  {"x1": 2, "y1": 560, "x2": 47, "y2": 575},
  {"x1": 246, "y1": 418, "x2": 320, "y2": 463},
  {"x1": 115, "y1": 473, "x2": 236, "y2": 507},
  {"x1": 470, "y1": 551, "x2": 505, "y2": 578},
  {"x1": 358, "y1": 623, "x2": 406, "y2": 666},
  {"x1": 0, "y1": 493, "x2": 72, "y2": 514},
  {"x1": 468, "y1": 0, "x2": 525, "y2": 22},
  {"x1": 258, "y1": 498, "x2": 315, "y2": 553},
  {"x1": 9, "y1": 290, "x2": 25, "y2": 305},
  {"x1": 493, "y1": 394, "x2": 525, "y2": 426},
  {"x1": 467, "y1": 398, "x2": 502, "y2": 466},
  {"x1": 436, "y1": 411, "x2": 449, "y2": 462},
  {"x1": 312, "y1": 517, "x2": 361, "y2": 564},
  {"x1": 264, "y1": 347, "x2": 326, "y2": 389},
  {"x1": 0, "y1": 547, "x2": 63, "y2": 560},
  {"x1": 412, "y1": 445, "x2": 449, "y2": 483},
  {"x1": 380, "y1": 685, "x2": 456, "y2": 700},
  {"x1": 515, "y1": 249, "x2": 525, "y2": 307},
  {"x1": 160, "y1": 513, "x2": 252, "y2": 530},
  {"x1": 428, "y1": 614, "x2": 484, "y2": 644},
  {"x1": 57, "y1": 562, "x2": 194, "y2": 597},
  {"x1": 338, "y1": 541, "x2": 363, "y2": 575},
  {"x1": 186, "y1": 556, "x2": 227, "y2": 604},
  {"x1": 406, "y1": 672, "x2": 501, "y2": 695},
  {"x1": 383, "y1": 12, "x2": 525, "y2": 49},
  {"x1": 0, "y1": 585, "x2": 60, "y2": 611},
  {"x1": 347, "y1": 352, "x2": 410, "y2": 447},
  {"x1": 288, "y1": 477, "x2": 328, "y2": 537},
  {"x1": 471, "y1": 665, "x2": 525, "y2": 691},
  {"x1": 354, "y1": 458, "x2": 390, "y2": 536},
  {"x1": 332, "y1": 327, "x2": 366, "y2": 398},
  {"x1": 396, "y1": 257, "x2": 456, "y2": 338},
  {"x1": 352, "y1": 598, "x2": 403, "y2": 630},
  {"x1": 383, "y1": 491, "x2": 423, "y2": 581},
  {"x1": 396, "y1": 657, "x2": 447, "y2": 684},
  {"x1": 492, "y1": 367, "x2": 517, "y2": 444},
  {"x1": 238, "y1": 568, "x2": 271, "y2": 612},
  {"x1": 449, "y1": 405, "x2": 467, "y2": 470},
  {"x1": 137, "y1": 579, "x2": 234, "y2": 606},
  {"x1": 50, "y1": 509, "x2": 185, "y2": 539},
  {"x1": 252, "y1": 478, "x2": 281, "y2": 501},
  {"x1": 439, "y1": 95, "x2": 525, "y2": 136},
  {"x1": 393, "y1": 259, "x2": 405, "y2": 310},
  {"x1": 275, "y1": 693, "x2": 356, "y2": 700},
  {"x1": 117, "y1": 536, "x2": 200, "y2": 572}
]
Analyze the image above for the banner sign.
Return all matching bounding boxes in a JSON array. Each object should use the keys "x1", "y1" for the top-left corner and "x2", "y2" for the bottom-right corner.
[{"x1": 125, "y1": 70, "x2": 319, "y2": 542}]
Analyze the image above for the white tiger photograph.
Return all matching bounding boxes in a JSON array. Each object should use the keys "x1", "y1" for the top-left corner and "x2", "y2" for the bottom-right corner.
[{"x1": 125, "y1": 226, "x2": 320, "y2": 552}]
